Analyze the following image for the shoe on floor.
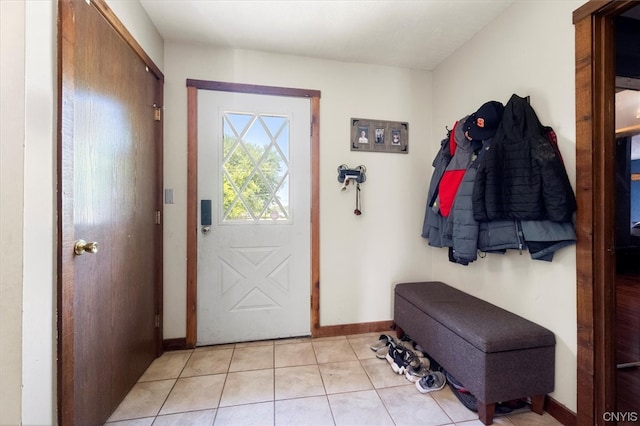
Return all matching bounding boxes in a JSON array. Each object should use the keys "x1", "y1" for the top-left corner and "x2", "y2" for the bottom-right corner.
[
  {"x1": 370, "y1": 334, "x2": 395, "y2": 352},
  {"x1": 445, "y1": 371, "x2": 477, "y2": 411},
  {"x1": 399, "y1": 337, "x2": 426, "y2": 358},
  {"x1": 415, "y1": 371, "x2": 446, "y2": 393},
  {"x1": 385, "y1": 345, "x2": 413, "y2": 375},
  {"x1": 445, "y1": 371, "x2": 468, "y2": 392},
  {"x1": 405, "y1": 355, "x2": 431, "y2": 382},
  {"x1": 408, "y1": 353, "x2": 430, "y2": 371},
  {"x1": 375, "y1": 345, "x2": 391, "y2": 359}
]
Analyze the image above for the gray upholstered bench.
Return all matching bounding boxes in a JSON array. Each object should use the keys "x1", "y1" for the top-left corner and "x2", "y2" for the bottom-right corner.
[{"x1": 393, "y1": 281, "x2": 555, "y2": 425}]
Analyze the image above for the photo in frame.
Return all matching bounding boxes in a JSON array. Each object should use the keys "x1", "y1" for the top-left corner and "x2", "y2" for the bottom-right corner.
[
  {"x1": 357, "y1": 126, "x2": 369, "y2": 144},
  {"x1": 351, "y1": 118, "x2": 408, "y2": 153}
]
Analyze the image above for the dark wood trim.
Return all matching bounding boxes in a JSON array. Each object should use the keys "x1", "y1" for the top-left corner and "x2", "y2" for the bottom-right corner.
[
  {"x1": 310, "y1": 96, "x2": 321, "y2": 336},
  {"x1": 573, "y1": 2, "x2": 607, "y2": 24},
  {"x1": 163, "y1": 338, "x2": 188, "y2": 351},
  {"x1": 166, "y1": 321, "x2": 391, "y2": 351},
  {"x1": 187, "y1": 79, "x2": 319, "y2": 99},
  {"x1": 57, "y1": 2, "x2": 76, "y2": 421},
  {"x1": 574, "y1": 14, "x2": 596, "y2": 425},
  {"x1": 313, "y1": 320, "x2": 395, "y2": 339},
  {"x1": 573, "y1": 1, "x2": 636, "y2": 24},
  {"x1": 574, "y1": 1, "x2": 638, "y2": 424},
  {"x1": 90, "y1": 0, "x2": 164, "y2": 81},
  {"x1": 154, "y1": 70, "x2": 165, "y2": 357},
  {"x1": 186, "y1": 85, "x2": 198, "y2": 348},
  {"x1": 185, "y1": 81, "x2": 321, "y2": 345},
  {"x1": 545, "y1": 395, "x2": 578, "y2": 426},
  {"x1": 592, "y1": 9, "x2": 617, "y2": 419}
]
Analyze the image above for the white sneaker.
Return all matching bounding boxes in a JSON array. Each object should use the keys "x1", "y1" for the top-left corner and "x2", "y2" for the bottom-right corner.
[
  {"x1": 405, "y1": 356, "x2": 431, "y2": 382},
  {"x1": 415, "y1": 371, "x2": 446, "y2": 393}
]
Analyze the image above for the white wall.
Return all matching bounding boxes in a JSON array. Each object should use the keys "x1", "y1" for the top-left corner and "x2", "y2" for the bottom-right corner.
[
  {"x1": 0, "y1": 1, "x2": 26, "y2": 424},
  {"x1": 431, "y1": 0, "x2": 584, "y2": 412},
  {"x1": 21, "y1": 1, "x2": 57, "y2": 423},
  {"x1": 162, "y1": 44, "x2": 433, "y2": 337},
  {"x1": 107, "y1": 0, "x2": 164, "y2": 68},
  {"x1": 0, "y1": 1, "x2": 57, "y2": 424}
]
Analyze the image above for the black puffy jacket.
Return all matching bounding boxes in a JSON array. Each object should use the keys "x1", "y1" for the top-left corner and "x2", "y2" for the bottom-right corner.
[{"x1": 472, "y1": 94, "x2": 576, "y2": 222}]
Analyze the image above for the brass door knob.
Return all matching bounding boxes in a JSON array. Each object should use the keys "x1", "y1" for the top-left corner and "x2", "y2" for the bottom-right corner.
[{"x1": 74, "y1": 240, "x2": 99, "y2": 255}]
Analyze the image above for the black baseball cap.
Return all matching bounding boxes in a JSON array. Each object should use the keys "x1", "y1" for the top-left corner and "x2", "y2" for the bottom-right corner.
[{"x1": 464, "y1": 101, "x2": 504, "y2": 140}]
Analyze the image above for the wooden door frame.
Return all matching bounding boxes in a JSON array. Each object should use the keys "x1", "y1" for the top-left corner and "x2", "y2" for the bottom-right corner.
[
  {"x1": 573, "y1": 1, "x2": 637, "y2": 424},
  {"x1": 57, "y1": 0, "x2": 164, "y2": 422},
  {"x1": 185, "y1": 80, "x2": 321, "y2": 347}
]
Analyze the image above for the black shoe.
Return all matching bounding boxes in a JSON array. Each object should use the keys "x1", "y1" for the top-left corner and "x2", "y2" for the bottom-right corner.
[{"x1": 385, "y1": 345, "x2": 413, "y2": 374}]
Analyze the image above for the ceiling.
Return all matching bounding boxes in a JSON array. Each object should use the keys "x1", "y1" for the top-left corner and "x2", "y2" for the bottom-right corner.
[{"x1": 139, "y1": 0, "x2": 515, "y2": 71}]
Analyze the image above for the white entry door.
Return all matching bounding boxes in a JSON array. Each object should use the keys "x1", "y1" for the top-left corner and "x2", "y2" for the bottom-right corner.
[{"x1": 197, "y1": 90, "x2": 311, "y2": 345}]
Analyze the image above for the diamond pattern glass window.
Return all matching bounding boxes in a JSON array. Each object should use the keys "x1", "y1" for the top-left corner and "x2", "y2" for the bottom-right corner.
[{"x1": 221, "y1": 112, "x2": 290, "y2": 222}]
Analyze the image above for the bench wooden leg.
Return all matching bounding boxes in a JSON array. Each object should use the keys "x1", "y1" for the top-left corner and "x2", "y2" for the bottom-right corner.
[
  {"x1": 530, "y1": 394, "x2": 546, "y2": 415},
  {"x1": 477, "y1": 402, "x2": 495, "y2": 425}
]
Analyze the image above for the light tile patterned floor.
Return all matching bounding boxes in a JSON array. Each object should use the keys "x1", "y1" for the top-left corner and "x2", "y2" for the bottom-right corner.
[{"x1": 104, "y1": 332, "x2": 563, "y2": 426}]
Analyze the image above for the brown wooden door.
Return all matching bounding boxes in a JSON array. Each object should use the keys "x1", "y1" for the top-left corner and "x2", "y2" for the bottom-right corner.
[
  {"x1": 58, "y1": 0, "x2": 163, "y2": 424},
  {"x1": 574, "y1": 2, "x2": 639, "y2": 424}
]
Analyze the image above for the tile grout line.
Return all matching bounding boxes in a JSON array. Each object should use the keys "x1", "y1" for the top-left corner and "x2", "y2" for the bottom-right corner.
[
  {"x1": 155, "y1": 348, "x2": 195, "y2": 420},
  {"x1": 355, "y1": 334, "x2": 400, "y2": 425},
  {"x1": 111, "y1": 332, "x2": 536, "y2": 426},
  {"x1": 210, "y1": 342, "x2": 236, "y2": 425},
  {"x1": 311, "y1": 338, "x2": 338, "y2": 426},
  {"x1": 272, "y1": 340, "x2": 276, "y2": 425}
]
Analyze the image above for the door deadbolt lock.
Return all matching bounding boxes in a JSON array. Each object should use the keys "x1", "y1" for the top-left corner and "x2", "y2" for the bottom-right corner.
[
  {"x1": 202, "y1": 226, "x2": 211, "y2": 235},
  {"x1": 74, "y1": 240, "x2": 99, "y2": 255}
]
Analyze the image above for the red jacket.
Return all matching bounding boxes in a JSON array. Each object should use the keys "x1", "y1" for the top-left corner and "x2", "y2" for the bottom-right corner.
[{"x1": 437, "y1": 117, "x2": 475, "y2": 217}]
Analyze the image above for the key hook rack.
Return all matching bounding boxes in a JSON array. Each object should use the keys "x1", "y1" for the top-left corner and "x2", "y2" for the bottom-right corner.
[{"x1": 337, "y1": 164, "x2": 366, "y2": 215}]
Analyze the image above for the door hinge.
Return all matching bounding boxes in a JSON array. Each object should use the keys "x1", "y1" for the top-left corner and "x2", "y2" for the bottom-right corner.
[
  {"x1": 155, "y1": 210, "x2": 161, "y2": 225},
  {"x1": 155, "y1": 314, "x2": 161, "y2": 328},
  {"x1": 153, "y1": 104, "x2": 162, "y2": 122}
]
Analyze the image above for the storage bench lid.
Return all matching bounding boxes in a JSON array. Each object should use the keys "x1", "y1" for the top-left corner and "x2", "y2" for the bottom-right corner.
[{"x1": 395, "y1": 282, "x2": 556, "y2": 353}]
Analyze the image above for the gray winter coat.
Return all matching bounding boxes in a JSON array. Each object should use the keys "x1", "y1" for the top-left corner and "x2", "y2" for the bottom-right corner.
[
  {"x1": 445, "y1": 139, "x2": 514, "y2": 264},
  {"x1": 447, "y1": 140, "x2": 576, "y2": 264},
  {"x1": 476, "y1": 217, "x2": 576, "y2": 261},
  {"x1": 421, "y1": 134, "x2": 452, "y2": 247},
  {"x1": 422, "y1": 116, "x2": 471, "y2": 248},
  {"x1": 446, "y1": 149, "x2": 483, "y2": 264}
]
